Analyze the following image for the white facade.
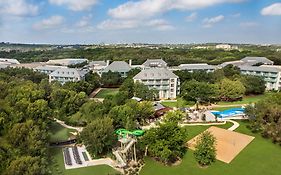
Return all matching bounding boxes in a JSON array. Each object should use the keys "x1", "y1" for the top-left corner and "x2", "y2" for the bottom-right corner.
[
  {"x1": 133, "y1": 68, "x2": 180, "y2": 99},
  {"x1": 240, "y1": 65, "x2": 281, "y2": 91},
  {"x1": 215, "y1": 44, "x2": 232, "y2": 50},
  {"x1": 49, "y1": 68, "x2": 87, "y2": 84}
]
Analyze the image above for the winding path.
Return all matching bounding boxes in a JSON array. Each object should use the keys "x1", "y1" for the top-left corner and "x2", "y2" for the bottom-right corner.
[
  {"x1": 226, "y1": 119, "x2": 240, "y2": 131},
  {"x1": 54, "y1": 118, "x2": 83, "y2": 132}
]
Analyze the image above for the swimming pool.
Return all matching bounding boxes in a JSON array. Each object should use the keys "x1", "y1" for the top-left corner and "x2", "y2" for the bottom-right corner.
[{"x1": 211, "y1": 108, "x2": 245, "y2": 118}]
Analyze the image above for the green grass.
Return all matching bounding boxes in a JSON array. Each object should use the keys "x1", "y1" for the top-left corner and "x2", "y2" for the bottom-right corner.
[
  {"x1": 49, "y1": 148, "x2": 118, "y2": 175},
  {"x1": 140, "y1": 121, "x2": 281, "y2": 175},
  {"x1": 217, "y1": 94, "x2": 268, "y2": 105},
  {"x1": 161, "y1": 98, "x2": 194, "y2": 108},
  {"x1": 49, "y1": 122, "x2": 76, "y2": 142},
  {"x1": 95, "y1": 88, "x2": 119, "y2": 98}
]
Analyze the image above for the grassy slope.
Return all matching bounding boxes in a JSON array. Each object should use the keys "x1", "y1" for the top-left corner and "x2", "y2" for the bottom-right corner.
[
  {"x1": 49, "y1": 122, "x2": 76, "y2": 142},
  {"x1": 49, "y1": 148, "x2": 118, "y2": 175},
  {"x1": 140, "y1": 121, "x2": 281, "y2": 175},
  {"x1": 95, "y1": 88, "x2": 119, "y2": 98},
  {"x1": 217, "y1": 94, "x2": 267, "y2": 105}
]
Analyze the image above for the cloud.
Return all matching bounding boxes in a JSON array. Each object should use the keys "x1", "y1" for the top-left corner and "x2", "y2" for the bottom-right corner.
[
  {"x1": 33, "y1": 15, "x2": 64, "y2": 30},
  {"x1": 0, "y1": 0, "x2": 39, "y2": 17},
  {"x1": 49, "y1": 0, "x2": 99, "y2": 11},
  {"x1": 202, "y1": 15, "x2": 224, "y2": 28},
  {"x1": 231, "y1": 13, "x2": 241, "y2": 17},
  {"x1": 240, "y1": 22, "x2": 259, "y2": 27},
  {"x1": 75, "y1": 15, "x2": 92, "y2": 28},
  {"x1": 108, "y1": 0, "x2": 244, "y2": 20},
  {"x1": 261, "y1": 3, "x2": 281, "y2": 16},
  {"x1": 185, "y1": 12, "x2": 197, "y2": 22},
  {"x1": 97, "y1": 18, "x2": 173, "y2": 31}
]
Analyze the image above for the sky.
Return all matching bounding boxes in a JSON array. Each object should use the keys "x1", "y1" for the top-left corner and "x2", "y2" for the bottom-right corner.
[{"x1": 0, "y1": 0, "x2": 281, "y2": 44}]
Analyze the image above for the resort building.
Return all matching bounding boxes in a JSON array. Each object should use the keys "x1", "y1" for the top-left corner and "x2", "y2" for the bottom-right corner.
[
  {"x1": 239, "y1": 65, "x2": 281, "y2": 90},
  {"x1": 88, "y1": 60, "x2": 109, "y2": 76},
  {"x1": 177, "y1": 63, "x2": 216, "y2": 72},
  {"x1": 142, "y1": 59, "x2": 167, "y2": 69},
  {"x1": 101, "y1": 61, "x2": 132, "y2": 77},
  {"x1": 46, "y1": 58, "x2": 88, "y2": 66},
  {"x1": 34, "y1": 65, "x2": 67, "y2": 75},
  {"x1": 0, "y1": 58, "x2": 20, "y2": 65},
  {"x1": 133, "y1": 68, "x2": 180, "y2": 99},
  {"x1": 49, "y1": 67, "x2": 88, "y2": 84},
  {"x1": 220, "y1": 56, "x2": 274, "y2": 68}
]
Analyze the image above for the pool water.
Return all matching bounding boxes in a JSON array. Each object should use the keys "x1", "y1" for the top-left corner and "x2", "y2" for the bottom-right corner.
[{"x1": 211, "y1": 108, "x2": 245, "y2": 118}]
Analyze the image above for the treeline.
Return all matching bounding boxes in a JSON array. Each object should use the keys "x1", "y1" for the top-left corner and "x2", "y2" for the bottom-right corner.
[
  {"x1": 176, "y1": 65, "x2": 266, "y2": 103},
  {"x1": 1, "y1": 46, "x2": 281, "y2": 65},
  {"x1": 0, "y1": 68, "x2": 103, "y2": 174},
  {"x1": 245, "y1": 93, "x2": 281, "y2": 145}
]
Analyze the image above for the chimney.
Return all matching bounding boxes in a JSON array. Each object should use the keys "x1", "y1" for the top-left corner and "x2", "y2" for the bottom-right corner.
[
  {"x1": 106, "y1": 60, "x2": 110, "y2": 66},
  {"x1": 129, "y1": 59, "x2": 132, "y2": 66}
]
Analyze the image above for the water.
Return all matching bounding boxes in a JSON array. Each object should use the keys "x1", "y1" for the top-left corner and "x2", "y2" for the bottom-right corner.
[{"x1": 211, "y1": 108, "x2": 245, "y2": 118}]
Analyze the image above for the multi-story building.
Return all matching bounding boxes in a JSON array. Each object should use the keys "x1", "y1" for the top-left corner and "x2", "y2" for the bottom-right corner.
[
  {"x1": 220, "y1": 56, "x2": 274, "y2": 68},
  {"x1": 46, "y1": 58, "x2": 88, "y2": 66},
  {"x1": 49, "y1": 68, "x2": 88, "y2": 84},
  {"x1": 133, "y1": 68, "x2": 180, "y2": 99},
  {"x1": 142, "y1": 59, "x2": 167, "y2": 69},
  {"x1": 177, "y1": 63, "x2": 216, "y2": 72},
  {"x1": 0, "y1": 58, "x2": 20, "y2": 65},
  {"x1": 34, "y1": 65, "x2": 67, "y2": 75},
  {"x1": 101, "y1": 61, "x2": 132, "y2": 77},
  {"x1": 239, "y1": 65, "x2": 281, "y2": 90}
]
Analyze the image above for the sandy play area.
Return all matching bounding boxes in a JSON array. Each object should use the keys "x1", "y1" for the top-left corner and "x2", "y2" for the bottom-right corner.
[{"x1": 187, "y1": 126, "x2": 255, "y2": 163}]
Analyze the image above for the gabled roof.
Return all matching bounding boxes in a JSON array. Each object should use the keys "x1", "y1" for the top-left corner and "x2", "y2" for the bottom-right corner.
[
  {"x1": 241, "y1": 57, "x2": 273, "y2": 65},
  {"x1": 47, "y1": 58, "x2": 88, "y2": 66},
  {"x1": 0, "y1": 58, "x2": 20, "y2": 64},
  {"x1": 49, "y1": 68, "x2": 86, "y2": 78},
  {"x1": 34, "y1": 65, "x2": 67, "y2": 71},
  {"x1": 142, "y1": 59, "x2": 167, "y2": 68},
  {"x1": 179, "y1": 63, "x2": 216, "y2": 70},
  {"x1": 103, "y1": 61, "x2": 131, "y2": 72},
  {"x1": 133, "y1": 68, "x2": 178, "y2": 80},
  {"x1": 89, "y1": 61, "x2": 107, "y2": 67},
  {"x1": 239, "y1": 65, "x2": 281, "y2": 73}
]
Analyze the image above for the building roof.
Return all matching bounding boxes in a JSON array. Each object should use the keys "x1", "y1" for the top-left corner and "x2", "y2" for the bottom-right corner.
[
  {"x1": 220, "y1": 60, "x2": 245, "y2": 67},
  {"x1": 133, "y1": 68, "x2": 178, "y2": 80},
  {"x1": 46, "y1": 58, "x2": 88, "y2": 66},
  {"x1": 178, "y1": 63, "x2": 216, "y2": 70},
  {"x1": 0, "y1": 58, "x2": 20, "y2": 64},
  {"x1": 89, "y1": 61, "x2": 107, "y2": 67},
  {"x1": 241, "y1": 57, "x2": 273, "y2": 65},
  {"x1": 103, "y1": 61, "x2": 131, "y2": 72},
  {"x1": 10, "y1": 62, "x2": 46, "y2": 69},
  {"x1": 239, "y1": 65, "x2": 281, "y2": 73},
  {"x1": 142, "y1": 59, "x2": 167, "y2": 68},
  {"x1": 34, "y1": 65, "x2": 67, "y2": 71},
  {"x1": 49, "y1": 68, "x2": 87, "y2": 78}
]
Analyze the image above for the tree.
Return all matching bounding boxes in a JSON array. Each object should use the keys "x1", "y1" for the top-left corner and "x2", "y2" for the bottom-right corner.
[
  {"x1": 163, "y1": 111, "x2": 185, "y2": 124},
  {"x1": 194, "y1": 131, "x2": 216, "y2": 166},
  {"x1": 239, "y1": 75, "x2": 265, "y2": 95},
  {"x1": 101, "y1": 71, "x2": 122, "y2": 87},
  {"x1": 181, "y1": 80, "x2": 219, "y2": 103},
  {"x1": 4, "y1": 156, "x2": 47, "y2": 175},
  {"x1": 222, "y1": 64, "x2": 240, "y2": 78},
  {"x1": 218, "y1": 78, "x2": 245, "y2": 101},
  {"x1": 108, "y1": 105, "x2": 137, "y2": 130},
  {"x1": 140, "y1": 122, "x2": 188, "y2": 164},
  {"x1": 80, "y1": 117, "x2": 116, "y2": 157},
  {"x1": 134, "y1": 82, "x2": 158, "y2": 100},
  {"x1": 119, "y1": 79, "x2": 135, "y2": 98}
]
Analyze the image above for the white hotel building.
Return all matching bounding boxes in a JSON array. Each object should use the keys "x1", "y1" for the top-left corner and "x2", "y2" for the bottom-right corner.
[{"x1": 133, "y1": 68, "x2": 180, "y2": 99}]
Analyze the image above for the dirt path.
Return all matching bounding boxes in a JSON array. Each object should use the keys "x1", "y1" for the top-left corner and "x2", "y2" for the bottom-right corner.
[
  {"x1": 89, "y1": 88, "x2": 102, "y2": 98},
  {"x1": 54, "y1": 118, "x2": 83, "y2": 132}
]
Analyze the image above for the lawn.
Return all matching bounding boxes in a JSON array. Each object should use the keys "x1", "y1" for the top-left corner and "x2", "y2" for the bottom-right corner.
[
  {"x1": 95, "y1": 88, "x2": 119, "y2": 98},
  {"x1": 161, "y1": 98, "x2": 194, "y2": 108},
  {"x1": 49, "y1": 148, "x2": 118, "y2": 175},
  {"x1": 49, "y1": 122, "x2": 77, "y2": 142},
  {"x1": 140, "y1": 121, "x2": 281, "y2": 175},
  {"x1": 217, "y1": 93, "x2": 269, "y2": 105}
]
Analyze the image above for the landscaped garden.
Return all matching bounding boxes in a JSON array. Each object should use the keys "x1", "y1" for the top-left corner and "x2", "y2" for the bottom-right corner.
[
  {"x1": 140, "y1": 121, "x2": 281, "y2": 175},
  {"x1": 95, "y1": 88, "x2": 119, "y2": 98}
]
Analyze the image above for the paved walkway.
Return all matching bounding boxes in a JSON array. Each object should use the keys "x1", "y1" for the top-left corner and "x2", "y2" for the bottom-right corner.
[
  {"x1": 226, "y1": 120, "x2": 240, "y2": 131},
  {"x1": 54, "y1": 118, "x2": 84, "y2": 132},
  {"x1": 89, "y1": 88, "x2": 102, "y2": 98}
]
